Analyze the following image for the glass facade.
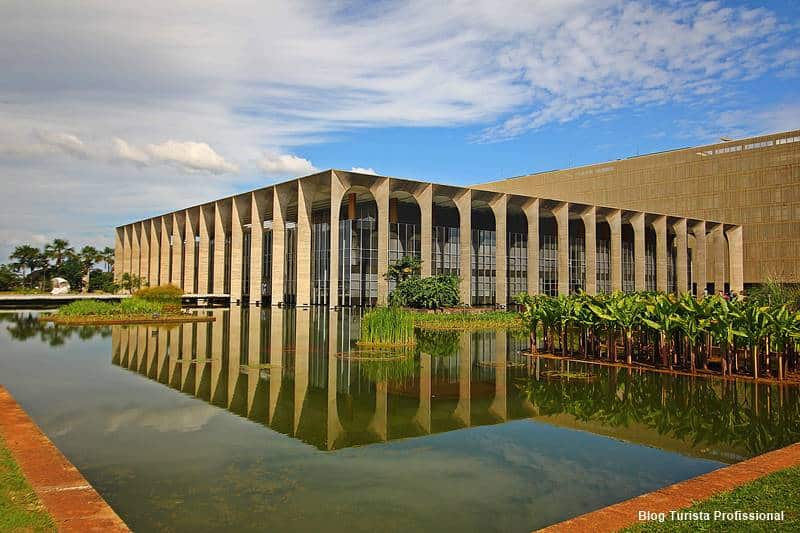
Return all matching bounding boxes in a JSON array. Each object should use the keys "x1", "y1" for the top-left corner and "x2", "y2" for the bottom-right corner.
[
  {"x1": 596, "y1": 238, "x2": 611, "y2": 294},
  {"x1": 284, "y1": 225, "x2": 297, "y2": 305},
  {"x1": 645, "y1": 235, "x2": 656, "y2": 292},
  {"x1": 432, "y1": 226, "x2": 460, "y2": 276},
  {"x1": 667, "y1": 240, "x2": 676, "y2": 294},
  {"x1": 311, "y1": 222, "x2": 330, "y2": 305},
  {"x1": 622, "y1": 237, "x2": 635, "y2": 293},
  {"x1": 261, "y1": 229, "x2": 272, "y2": 304},
  {"x1": 568, "y1": 233, "x2": 586, "y2": 294},
  {"x1": 389, "y1": 222, "x2": 421, "y2": 291},
  {"x1": 339, "y1": 212, "x2": 378, "y2": 307},
  {"x1": 471, "y1": 229, "x2": 496, "y2": 306},
  {"x1": 507, "y1": 232, "x2": 527, "y2": 300},
  {"x1": 539, "y1": 231, "x2": 558, "y2": 297},
  {"x1": 241, "y1": 229, "x2": 251, "y2": 301}
]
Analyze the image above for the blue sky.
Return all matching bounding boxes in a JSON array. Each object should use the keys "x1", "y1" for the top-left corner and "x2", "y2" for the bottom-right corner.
[{"x1": 0, "y1": 0, "x2": 798, "y2": 258}]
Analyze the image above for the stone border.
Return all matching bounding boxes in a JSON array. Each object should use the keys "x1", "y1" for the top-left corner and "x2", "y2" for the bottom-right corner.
[
  {"x1": 0, "y1": 386, "x2": 129, "y2": 532},
  {"x1": 537, "y1": 441, "x2": 800, "y2": 532}
]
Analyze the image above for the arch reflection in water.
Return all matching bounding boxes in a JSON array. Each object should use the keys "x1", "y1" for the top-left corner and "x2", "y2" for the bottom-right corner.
[{"x1": 110, "y1": 309, "x2": 800, "y2": 461}]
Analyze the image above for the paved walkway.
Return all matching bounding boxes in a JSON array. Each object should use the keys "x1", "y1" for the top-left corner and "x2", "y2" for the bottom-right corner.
[
  {"x1": 538, "y1": 441, "x2": 800, "y2": 532},
  {"x1": 0, "y1": 386, "x2": 129, "y2": 532}
]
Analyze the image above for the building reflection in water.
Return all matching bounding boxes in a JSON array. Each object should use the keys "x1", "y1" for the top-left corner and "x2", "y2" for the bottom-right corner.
[{"x1": 110, "y1": 308, "x2": 800, "y2": 461}]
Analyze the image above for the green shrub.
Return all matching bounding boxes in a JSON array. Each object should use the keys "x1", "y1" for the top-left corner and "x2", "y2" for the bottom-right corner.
[
  {"x1": 134, "y1": 284, "x2": 183, "y2": 302},
  {"x1": 389, "y1": 275, "x2": 460, "y2": 309},
  {"x1": 360, "y1": 307, "x2": 415, "y2": 346},
  {"x1": 119, "y1": 298, "x2": 163, "y2": 314}
]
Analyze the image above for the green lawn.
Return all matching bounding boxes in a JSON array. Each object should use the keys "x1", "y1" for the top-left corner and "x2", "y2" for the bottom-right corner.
[
  {"x1": 623, "y1": 465, "x2": 800, "y2": 532},
  {"x1": 0, "y1": 434, "x2": 56, "y2": 532}
]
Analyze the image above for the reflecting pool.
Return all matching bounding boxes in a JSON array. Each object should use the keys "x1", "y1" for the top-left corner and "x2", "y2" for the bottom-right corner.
[{"x1": 1, "y1": 309, "x2": 799, "y2": 532}]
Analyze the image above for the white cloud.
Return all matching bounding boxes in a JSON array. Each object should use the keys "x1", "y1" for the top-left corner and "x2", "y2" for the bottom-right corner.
[
  {"x1": 350, "y1": 167, "x2": 378, "y2": 175},
  {"x1": 143, "y1": 140, "x2": 239, "y2": 174},
  {"x1": 257, "y1": 153, "x2": 317, "y2": 177},
  {"x1": 0, "y1": 0, "x2": 796, "y2": 257}
]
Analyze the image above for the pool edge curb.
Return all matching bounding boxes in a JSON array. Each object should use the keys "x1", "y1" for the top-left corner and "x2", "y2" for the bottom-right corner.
[
  {"x1": 0, "y1": 385, "x2": 130, "y2": 532},
  {"x1": 536, "y1": 441, "x2": 800, "y2": 533}
]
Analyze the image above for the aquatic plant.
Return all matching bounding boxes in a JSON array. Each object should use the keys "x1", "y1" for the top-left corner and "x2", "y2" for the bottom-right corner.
[{"x1": 359, "y1": 307, "x2": 415, "y2": 346}]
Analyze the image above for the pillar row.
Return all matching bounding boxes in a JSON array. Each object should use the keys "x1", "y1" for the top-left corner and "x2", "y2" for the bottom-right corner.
[
  {"x1": 713, "y1": 224, "x2": 726, "y2": 292},
  {"x1": 329, "y1": 172, "x2": 346, "y2": 307},
  {"x1": 212, "y1": 201, "x2": 227, "y2": 294},
  {"x1": 123, "y1": 225, "x2": 132, "y2": 281},
  {"x1": 130, "y1": 223, "x2": 141, "y2": 281},
  {"x1": 114, "y1": 227, "x2": 124, "y2": 282},
  {"x1": 249, "y1": 192, "x2": 266, "y2": 305},
  {"x1": 370, "y1": 178, "x2": 390, "y2": 306},
  {"x1": 171, "y1": 211, "x2": 185, "y2": 289},
  {"x1": 184, "y1": 209, "x2": 197, "y2": 294},
  {"x1": 229, "y1": 195, "x2": 247, "y2": 301},
  {"x1": 140, "y1": 221, "x2": 151, "y2": 285},
  {"x1": 523, "y1": 198, "x2": 540, "y2": 295},
  {"x1": 271, "y1": 185, "x2": 289, "y2": 305},
  {"x1": 197, "y1": 205, "x2": 212, "y2": 294}
]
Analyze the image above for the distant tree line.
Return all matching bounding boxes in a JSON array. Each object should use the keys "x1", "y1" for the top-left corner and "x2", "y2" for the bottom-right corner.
[{"x1": 0, "y1": 239, "x2": 115, "y2": 293}]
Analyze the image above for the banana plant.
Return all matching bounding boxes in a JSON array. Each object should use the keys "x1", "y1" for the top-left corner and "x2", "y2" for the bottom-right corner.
[
  {"x1": 736, "y1": 302, "x2": 772, "y2": 379},
  {"x1": 705, "y1": 296, "x2": 746, "y2": 376},
  {"x1": 591, "y1": 292, "x2": 644, "y2": 365},
  {"x1": 766, "y1": 305, "x2": 800, "y2": 380},
  {"x1": 642, "y1": 293, "x2": 681, "y2": 368}
]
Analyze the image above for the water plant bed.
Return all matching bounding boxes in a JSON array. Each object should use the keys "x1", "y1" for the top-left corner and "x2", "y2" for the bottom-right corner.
[
  {"x1": 39, "y1": 314, "x2": 215, "y2": 325},
  {"x1": 525, "y1": 351, "x2": 800, "y2": 385},
  {"x1": 410, "y1": 310, "x2": 522, "y2": 330}
]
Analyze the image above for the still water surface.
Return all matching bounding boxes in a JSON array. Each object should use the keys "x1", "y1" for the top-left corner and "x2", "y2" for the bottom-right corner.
[{"x1": 1, "y1": 309, "x2": 800, "y2": 532}]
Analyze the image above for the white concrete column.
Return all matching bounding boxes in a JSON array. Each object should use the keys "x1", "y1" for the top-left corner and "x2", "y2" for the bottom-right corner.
[
  {"x1": 329, "y1": 171, "x2": 347, "y2": 307},
  {"x1": 415, "y1": 353, "x2": 432, "y2": 434},
  {"x1": 230, "y1": 195, "x2": 248, "y2": 302},
  {"x1": 197, "y1": 205, "x2": 212, "y2": 294},
  {"x1": 149, "y1": 219, "x2": 160, "y2": 286},
  {"x1": 608, "y1": 210, "x2": 622, "y2": 292},
  {"x1": 523, "y1": 198, "x2": 540, "y2": 295},
  {"x1": 160, "y1": 216, "x2": 171, "y2": 285},
  {"x1": 131, "y1": 222, "x2": 141, "y2": 281},
  {"x1": 249, "y1": 191, "x2": 266, "y2": 304},
  {"x1": 114, "y1": 227, "x2": 124, "y2": 282},
  {"x1": 455, "y1": 332, "x2": 471, "y2": 427},
  {"x1": 139, "y1": 221, "x2": 150, "y2": 285},
  {"x1": 123, "y1": 225, "x2": 132, "y2": 280},
  {"x1": 691, "y1": 221, "x2": 707, "y2": 296},
  {"x1": 491, "y1": 194, "x2": 508, "y2": 306},
  {"x1": 271, "y1": 185, "x2": 289, "y2": 305},
  {"x1": 171, "y1": 211, "x2": 185, "y2": 289},
  {"x1": 371, "y1": 178, "x2": 390, "y2": 305},
  {"x1": 553, "y1": 202, "x2": 569, "y2": 295},
  {"x1": 631, "y1": 212, "x2": 646, "y2": 291},
  {"x1": 674, "y1": 218, "x2": 689, "y2": 295},
  {"x1": 417, "y1": 184, "x2": 433, "y2": 278},
  {"x1": 293, "y1": 310, "x2": 310, "y2": 434},
  {"x1": 726, "y1": 225, "x2": 743, "y2": 293},
  {"x1": 582, "y1": 207, "x2": 597, "y2": 295},
  {"x1": 184, "y1": 209, "x2": 197, "y2": 294},
  {"x1": 454, "y1": 189, "x2": 472, "y2": 305},
  {"x1": 489, "y1": 330, "x2": 507, "y2": 421},
  {"x1": 212, "y1": 200, "x2": 228, "y2": 294},
  {"x1": 297, "y1": 179, "x2": 315, "y2": 306},
  {"x1": 713, "y1": 224, "x2": 726, "y2": 292},
  {"x1": 653, "y1": 215, "x2": 668, "y2": 292}
]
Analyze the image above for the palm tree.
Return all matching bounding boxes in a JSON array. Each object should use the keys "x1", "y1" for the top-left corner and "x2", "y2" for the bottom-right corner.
[
  {"x1": 102, "y1": 246, "x2": 115, "y2": 272},
  {"x1": 9, "y1": 245, "x2": 40, "y2": 285},
  {"x1": 44, "y1": 238, "x2": 74, "y2": 269}
]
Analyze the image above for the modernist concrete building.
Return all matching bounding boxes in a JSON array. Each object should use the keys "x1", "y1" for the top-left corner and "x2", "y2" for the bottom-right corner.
[
  {"x1": 115, "y1": 150, "x2": 749, "y2": 306},
  {"x1": 477, "y1": 129, "x2": 800, "y2": 285}
]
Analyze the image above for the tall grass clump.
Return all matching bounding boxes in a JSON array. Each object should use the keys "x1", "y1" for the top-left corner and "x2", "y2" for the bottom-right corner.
[
  {"x1": 57, "y1": 297, "x2": 164, "y2": 317},
  {"x1": 359, "y1": 307, "x2": 415, "y2": 347}
]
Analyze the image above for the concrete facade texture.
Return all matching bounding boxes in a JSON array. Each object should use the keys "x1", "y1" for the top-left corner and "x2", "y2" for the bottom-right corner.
[{"x1": 477, "y1": 130, "x2": 800, "y2": 285}]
